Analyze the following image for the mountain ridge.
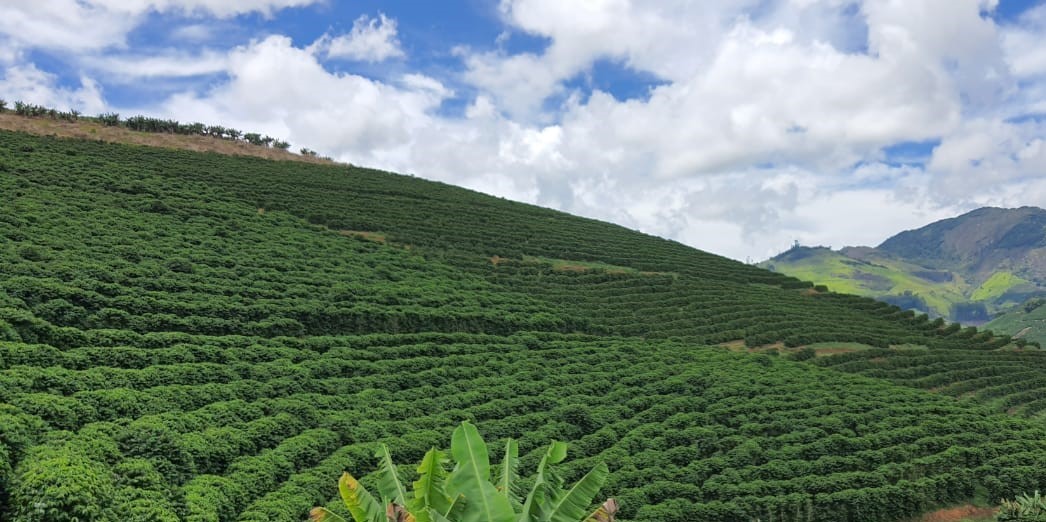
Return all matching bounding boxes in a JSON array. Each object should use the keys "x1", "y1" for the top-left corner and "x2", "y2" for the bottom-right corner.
[{"x1": 760, "y1": 206, "x2": 1046, "y2": 329}]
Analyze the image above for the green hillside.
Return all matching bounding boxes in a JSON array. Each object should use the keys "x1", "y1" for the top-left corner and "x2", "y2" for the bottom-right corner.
[
  {"x1": 987, "y1": 299, "x2": 1046, "y2": 347},
  {"x1": 760, "y1": 215, "x2": 1046, "y2": 323},
  {"x1": 758, "y1": 246, "x2": 973, "y2": 317},
  {"x1": 2, "y1": 130, "x2": 1046, "y2": 522}
]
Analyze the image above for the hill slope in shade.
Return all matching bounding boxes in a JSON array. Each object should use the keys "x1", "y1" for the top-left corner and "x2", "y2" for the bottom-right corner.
[
  {"x1": 0, "y1": 130, "x2": 1044, "y2": 522},
  {"x1": 759, "y1": 207, "x2": 1046, "y2": 324},
  {"x1": 878, "y1": 207, "x2": 1046, "y2": 278}
]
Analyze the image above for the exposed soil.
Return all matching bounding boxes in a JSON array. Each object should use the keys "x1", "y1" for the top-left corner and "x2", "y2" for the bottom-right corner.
[{"x1": 913, "y1": 504, "x2": 995, "y2": 522}]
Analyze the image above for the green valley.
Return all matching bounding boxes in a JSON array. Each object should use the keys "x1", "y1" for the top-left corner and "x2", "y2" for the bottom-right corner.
[{"x1": 759, "y1": 207, "x2": 1046, "y2": 328}]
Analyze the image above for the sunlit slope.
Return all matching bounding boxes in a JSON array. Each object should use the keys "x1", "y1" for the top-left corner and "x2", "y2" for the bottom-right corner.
[
  {"x1": 0, "y1": 130, "x2": 1040, "y2": 522},
  {"x1": 759, "y1": 247, "x2": 971, "y2": 317},
  {"x1": 760, "y1": 207, "x2": 1046, "y2": 323},
  {"x1": 988, "y1": 299, "x2": 1046, "y2": 347}
]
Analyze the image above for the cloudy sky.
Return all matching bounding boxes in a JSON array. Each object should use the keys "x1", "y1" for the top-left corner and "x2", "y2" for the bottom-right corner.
[{"x1": 1, "y1": 0, "x2": 1044, "y2": 261}]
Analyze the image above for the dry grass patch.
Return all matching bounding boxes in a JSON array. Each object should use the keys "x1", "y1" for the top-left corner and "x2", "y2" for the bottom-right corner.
[
  {"x1": 717, "y1": 340, "x2": 747, "y2": 351},
  {"x1": 0, "y1": 113, "x2": 337, "y2": 166},
  {"x1": 338, "y1": 230, "x2": 387, "y2": 243}
]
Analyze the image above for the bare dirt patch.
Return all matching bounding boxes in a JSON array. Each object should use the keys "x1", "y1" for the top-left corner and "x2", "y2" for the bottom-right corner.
[
  {"x1": 0, "y1": 113, "x2": 337, "y2": 166},
  {"x1": 912, "y1": 504, "x2": 995, "y2": 522}
]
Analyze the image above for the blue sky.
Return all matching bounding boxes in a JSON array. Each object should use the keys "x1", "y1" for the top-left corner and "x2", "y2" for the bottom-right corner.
[{"x1": 1, "y1": 0, "x2": 1045, "y2": 261}]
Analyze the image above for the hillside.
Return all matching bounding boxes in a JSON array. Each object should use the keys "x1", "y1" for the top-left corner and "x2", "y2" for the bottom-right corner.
[
  {"x1": 987, "y1": 298, "x2": 1046, "y2": 347},
  {"x1": 759, "y1": 208, "x2": 1046, "y2": 323},
  {"x1": 878, "y1": 207, "x2": 1046, "y2": 277},
  {"x1": 1, "y1": 129, "x2": 1046, "y2": 522},
  {"x1": 759, "y1": 246, "x2": 972, "y2": 317}
]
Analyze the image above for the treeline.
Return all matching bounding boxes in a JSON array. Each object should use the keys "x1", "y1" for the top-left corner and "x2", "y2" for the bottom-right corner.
[{"x1": 0, "y1": 98, "x2": 333, "y2": 158}]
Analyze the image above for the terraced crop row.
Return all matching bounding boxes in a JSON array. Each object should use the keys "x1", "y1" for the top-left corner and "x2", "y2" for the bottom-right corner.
[
  {"x1": 478, "y1": 261, "x2": 1006, "y2": 350},
  {"x1": 6, "y1": 334, "x2": 1046, "y2": 522},
  {"x1": 815, "y1": 350, "x2": 1046, "y2": 417}
]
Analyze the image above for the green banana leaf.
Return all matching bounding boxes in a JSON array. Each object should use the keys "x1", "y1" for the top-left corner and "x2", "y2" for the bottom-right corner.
[
  {"x1": 546, "y1": 462, "x2": 609, "y2": 522},
  {"x1": 496, "y1": 439, "x2": 521, "y2": 506},
  {"x1": 446, "y1": 421, "x2": 516, "y2": 522},
  {"x1": 518, "y1": 441, "x2": 568, "y2": 522},
  {"x1": 411, "y1": 448, "x2": 453, "y2": 522},
  {"x1": 376, "y1": 444, "x2": 410, "y2": 507}
]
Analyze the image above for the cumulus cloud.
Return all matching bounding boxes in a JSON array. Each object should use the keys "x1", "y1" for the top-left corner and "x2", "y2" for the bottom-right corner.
[
  {"x1": 1003, "y1": 4, "x2": 1046, "y2": 79},
  {"x1": 928, "y1": 118, "x2": 1046, "y2": 201},
  {"x1": 157, "y1": 36, "x2": 441, "y2": 160},
  {"x1": 316, "y1": 13, "x2": 406, "y2": 63},
  {"x1": 0, "y1": 63, "x2": 106, "y2": 113},
  {"x1": 462, "y1": 1, "x2": 743, "y2": 119},
  {"x1": 0, "y1": 0, "x2": 320, "y2": 51}
]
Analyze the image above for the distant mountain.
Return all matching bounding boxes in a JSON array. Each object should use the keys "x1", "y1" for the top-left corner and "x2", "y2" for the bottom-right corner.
[
  {"x1": 759, "y1": 207, "x2": 1046, "y2": 324},
  {"x1": 878, "y1": 206, "x2": 1046, "y2": 280}
]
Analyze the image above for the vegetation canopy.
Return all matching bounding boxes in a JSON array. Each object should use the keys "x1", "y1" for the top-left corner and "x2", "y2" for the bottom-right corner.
[{"x1": 0, "y1": 126, "x2": 1045, "y2": 521}]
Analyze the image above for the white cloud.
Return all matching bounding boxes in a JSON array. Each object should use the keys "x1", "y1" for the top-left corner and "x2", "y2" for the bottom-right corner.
[
  {"x1": 156, "y1": 36, "x2": 442, "y2": 159},
  {"x1": 0, "y1": 0, "x2": 320, "y2": 51},
  {"x1": 928, "y1": 118, "x2": 1046, "y2": 201},
  {"x1": 462, "y1": 0, "x2": 746, "y2": 119},
  {"x1": 862, "y1": 0, "x2": 1012, "y2": 109},
  {"x1": 0, "y1": 63, "x2": 105, "y2": 113},
  {"x1": 318, "y1": 13, "x2": 405, "y2": 63},
  {"x1": 0, "y1": 1, "x2": 141, "y2": 51},
  {"x1": 1003, "y1": 4, "x2": 1046, "y2": 79},
  {"x1": 84, "y1": 50, "x2": 229, "y2": 81},
  {"x1": 170, "y1": 23, "x2": 217, "y2": 42}
]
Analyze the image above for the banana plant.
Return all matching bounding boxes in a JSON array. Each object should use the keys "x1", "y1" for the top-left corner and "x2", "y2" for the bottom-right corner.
[
  {"x1": 999, "y1": 490, "x2": 1046, "y2": 521},
  {"x1": 311, "y1": 421, "x2": 616, "y2": 522}
]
